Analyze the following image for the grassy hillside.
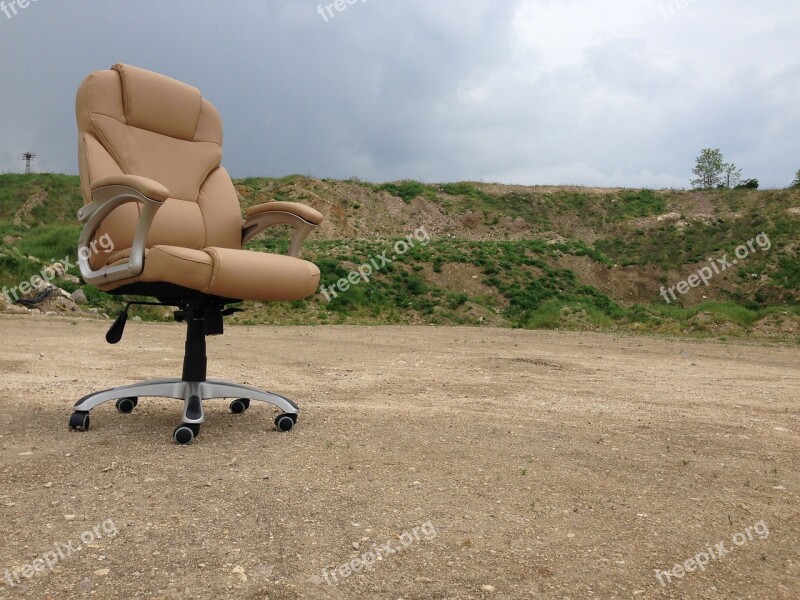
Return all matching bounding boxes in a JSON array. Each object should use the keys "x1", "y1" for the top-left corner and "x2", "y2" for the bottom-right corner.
[{"x1": 1, "y1": 173, "x2": 799, "y2": 339}]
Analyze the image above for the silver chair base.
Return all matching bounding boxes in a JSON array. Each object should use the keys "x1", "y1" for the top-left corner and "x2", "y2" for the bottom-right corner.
[{"x1": 73, "y1": 378, "x2": 299, "y2": 424}]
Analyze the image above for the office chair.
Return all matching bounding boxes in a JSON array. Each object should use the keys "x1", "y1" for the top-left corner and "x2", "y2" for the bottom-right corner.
[{"x1": 68, "y1": 64, "x2": 322, "y2": 444}]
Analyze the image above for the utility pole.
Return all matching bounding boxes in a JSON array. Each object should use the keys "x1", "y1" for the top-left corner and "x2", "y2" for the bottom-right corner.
[{"x1": 20, "y1": 152, "x2": 36, "y2": 174}]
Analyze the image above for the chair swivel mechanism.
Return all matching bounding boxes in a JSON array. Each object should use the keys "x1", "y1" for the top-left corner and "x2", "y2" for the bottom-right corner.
[{"x1": 69, "y1": 64, "x2": 323, "y2": 444}]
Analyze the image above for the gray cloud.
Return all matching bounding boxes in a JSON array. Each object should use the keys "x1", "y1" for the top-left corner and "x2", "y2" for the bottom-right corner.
[{"x1": 0, "y1": 0, "x2": 797, "y2": 188}]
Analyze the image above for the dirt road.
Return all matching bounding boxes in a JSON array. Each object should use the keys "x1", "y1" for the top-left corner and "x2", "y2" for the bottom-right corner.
[{"x1": 0, "y1": 316, "x2": 798, "y2": 599}]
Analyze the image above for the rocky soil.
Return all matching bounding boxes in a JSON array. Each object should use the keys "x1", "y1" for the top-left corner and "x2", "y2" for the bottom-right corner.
[{"x1": 0, "y1": 316, "x2": 798, "y2": 599}]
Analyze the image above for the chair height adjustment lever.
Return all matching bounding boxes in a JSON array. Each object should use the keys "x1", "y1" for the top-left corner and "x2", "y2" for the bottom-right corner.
[{"x1": 106, "y1": 307, "x2": 129, "y2": 344}]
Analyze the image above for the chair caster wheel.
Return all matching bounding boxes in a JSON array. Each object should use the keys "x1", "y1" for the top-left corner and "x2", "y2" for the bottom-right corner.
[
  {"x1": 173, "y1": 423, "x2": 200, "y2": 445},
  {"x1": 115, "y1": 397, "x2": 138, "y2": 414},
  {"x1": 69, "y1": 412, "x2": 90, "y2": 431},
  {"x1": 229, "y1": 398, "x2": 250, "y2": 414},
  {"x1": 275, "y1": 413, "x2": 296, "y2": 432}
]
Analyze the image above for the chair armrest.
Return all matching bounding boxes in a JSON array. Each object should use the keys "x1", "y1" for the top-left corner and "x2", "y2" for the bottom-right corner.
[
  {"x1": 90, "y1": 175, "x2": 170, "y2": 202},
  {"x1": 76, "y1": 179, "x2": 170, "y2": 286},
  {"x1": 242, "y1": 202, "x2": 323, "y2": 257},
  {"x1": 245, "y1": 201, "x2": 323, "y2": 225}
]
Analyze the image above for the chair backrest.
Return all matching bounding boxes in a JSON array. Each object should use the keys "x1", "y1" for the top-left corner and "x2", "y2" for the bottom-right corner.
[{"x1": 76, "y1": 64, "x2": 243, "y2": 267}]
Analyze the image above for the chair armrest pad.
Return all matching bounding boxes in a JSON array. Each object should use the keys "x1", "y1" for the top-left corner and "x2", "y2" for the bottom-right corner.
[
  {"x1": 246, "y1": 201, "x2": 323, "y2": 225},
  {"x1": 90, "y1": 175, "x2": 170, "y2": 202}
]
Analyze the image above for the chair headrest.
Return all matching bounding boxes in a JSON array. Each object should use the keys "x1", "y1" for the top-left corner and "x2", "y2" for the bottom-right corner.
[{"x1": 112, "y1": 63, "x2": 202, "y2": 141}]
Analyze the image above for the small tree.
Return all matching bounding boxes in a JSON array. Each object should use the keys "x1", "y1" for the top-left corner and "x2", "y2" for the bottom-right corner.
[
  {"x1": 792, "y1": 169, "x2": 800, "y2": 188},
  {"x1": 721, "y1": 163, "x2": 742, "y2": 188},
  {"x1": 691, "y1": 148, "x2": 724, "y2": 189}
]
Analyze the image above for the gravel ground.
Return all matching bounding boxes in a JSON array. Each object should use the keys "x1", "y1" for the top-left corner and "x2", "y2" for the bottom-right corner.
[{"x1": 0, "y1": 315, "x2": 798, "y2": 599}]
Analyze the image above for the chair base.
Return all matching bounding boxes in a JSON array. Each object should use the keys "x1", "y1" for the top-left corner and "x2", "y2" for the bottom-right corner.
[
  {"x1": 73, "y1": 378, "x2": 299, "y2": 423},
  {"x1": 68, "y1": 295, "x2": 300, "y2": 443},
  {"x1": 70, "y1": 378, "x2": 299, "y2": 442}
]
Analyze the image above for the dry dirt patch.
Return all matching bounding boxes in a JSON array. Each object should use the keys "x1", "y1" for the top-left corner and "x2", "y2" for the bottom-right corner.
[{"x1": 0, "y1": 316, "x2": 798, "y2": 599}]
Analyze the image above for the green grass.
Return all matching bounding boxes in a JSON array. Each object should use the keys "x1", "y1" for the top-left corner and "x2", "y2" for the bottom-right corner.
[
  {"x1": 377, "y1": 180, "x2": 437, "y2": 203},
  {"x1": 2, "y1": 174, "x2": 799, "y2": 337}
]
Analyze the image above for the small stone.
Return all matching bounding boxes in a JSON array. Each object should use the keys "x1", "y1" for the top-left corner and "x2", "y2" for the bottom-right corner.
[
  {"x1": 481, "y1": 584, "x2": 496, "y2": 592},
  {"x1": 133, "y1": 315, "x2": 142, "y2": 322},
  {"x1": 93, "y1": 568, "x2": 110, "y2": 576},
  {"x1": 6, "y1": 305, "x2": 30, "y2": 314},
  {"x1": 352, "y1": 542, "x2": 360, "y2": 550},
  {"x1": 415, "y1": 576, "x2": 433, "y2": 584},
  {"x1": 55, "y1": 296, "x2": 79, "y2": 312},
  {"x1": 44, "y1": 482, "x2": 53, "y2": 488},
  {"x1": 77, "y1": 578, "x2": 94, "y2": 593},
  {"x1": 70, "y1": 289, "x2": 88, "y2": 305},
  {"x1": 64, "y1": 514, "x2": 76, "y2": 521},
  {"x1": 255, "y1": 564, "x2": 273, "y2": 577}
]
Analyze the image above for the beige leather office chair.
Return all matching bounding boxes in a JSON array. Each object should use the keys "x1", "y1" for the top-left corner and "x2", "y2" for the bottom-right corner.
[{"x1": 69, "y1": 64, "x2": 322, "y2": 444}]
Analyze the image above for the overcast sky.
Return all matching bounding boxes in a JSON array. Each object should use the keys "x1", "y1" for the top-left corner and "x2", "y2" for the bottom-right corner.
[{"x1": 1, "y1": 0, "x2": 797, "y2": 189}]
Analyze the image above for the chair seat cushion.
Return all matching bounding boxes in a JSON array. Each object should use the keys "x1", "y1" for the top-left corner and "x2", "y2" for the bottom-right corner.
[{"x1": 98, "y1": 245, "x2": 320, "y2": 301}]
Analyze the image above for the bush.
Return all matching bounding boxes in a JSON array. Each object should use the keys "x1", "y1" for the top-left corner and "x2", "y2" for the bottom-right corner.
[
  {"x1": 378, "y1": 181, "x2": 430, "y2": 203},
  {"x1": 735, "y1": 179, "x2": 759, "y2": 189}
]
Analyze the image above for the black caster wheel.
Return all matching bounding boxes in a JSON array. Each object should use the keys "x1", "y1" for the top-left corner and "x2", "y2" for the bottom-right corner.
[
  {"x1": 173, "y1": 423, "x2": 200, "y2": 445},
  {"x1": 115, "y1": 397, "x2": 138, "y2": 414},
  {"x1": 275, "y1": 413, "x2": 296, "y2": 432},
  {"x1": 69, "y1": 412, "x2": 90, "y2": 431},
  {"x1": 229, "y1": 398, "x2": 250, "y2": 414}
]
